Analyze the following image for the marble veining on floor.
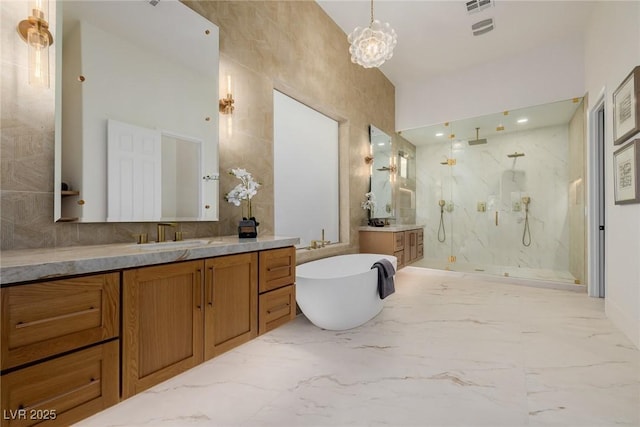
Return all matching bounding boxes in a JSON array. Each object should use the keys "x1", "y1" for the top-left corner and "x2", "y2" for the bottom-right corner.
[{"x1": 77, "y1": 268, "x2": 639, "y2": 427}]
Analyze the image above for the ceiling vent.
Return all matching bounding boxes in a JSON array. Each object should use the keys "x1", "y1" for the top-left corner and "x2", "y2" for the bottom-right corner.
[
  {"x1": 472, "y1": 18, "x2": 495, "y2": 36},
  {"x1": 466, "y1": 0, "x2": 494, "y2": 14}
]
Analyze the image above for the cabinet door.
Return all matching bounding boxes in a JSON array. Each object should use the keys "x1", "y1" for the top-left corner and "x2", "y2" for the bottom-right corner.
[
  {"x1": 393, "y1": 232, "x2": 405, "y2": 252},
  {"x1": 1, "y1": 340, "x2": 119, "y2": 427},
  {"x1": 405, "y1": 230, "x2": 418, "y2": 263},
  {"x1": 1, "y1": 273, "x2": 119, "y2": 371},
  {"x1": 204, "y1": 253, "x2": 257, "y2": 360},
  {"x1": 122, "y1": 261, "x2": 203, "y2": 398}
]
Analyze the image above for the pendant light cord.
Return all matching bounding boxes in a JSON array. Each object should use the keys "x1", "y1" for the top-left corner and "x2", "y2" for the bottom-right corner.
[{"x1": 370, "y1": 0, "x2": 374, "y2": 25}]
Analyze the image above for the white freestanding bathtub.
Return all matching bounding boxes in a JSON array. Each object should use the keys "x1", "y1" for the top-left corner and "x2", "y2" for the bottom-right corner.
[{"x1": 296, "y1": 254, "x2": 397, "y2": 330}]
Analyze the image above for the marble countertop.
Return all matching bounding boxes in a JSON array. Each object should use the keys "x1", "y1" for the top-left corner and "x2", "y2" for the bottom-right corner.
[
  {"x1": 0, "y1": 235, "x2": 300, "y2": 285},
  {"x1": 359, "y1": 225, "x2": 425, "y2": 232}
]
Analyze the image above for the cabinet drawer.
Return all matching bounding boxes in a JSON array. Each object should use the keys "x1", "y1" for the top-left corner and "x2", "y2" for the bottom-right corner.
[
  {"x1": 417, "y1": 244, "x2": 424, "y2": 259},
  {"x1": 0, "y1": 340, "x2": 119, "y2": 427},
  {"x1": 1, "y1": 273, "x2": 120, "y2": 370},
  {"x1": 393, "y1": 233, "x2": 405, "y2": 251},
  {"x1": 259, "y1": 285, "x2": 296, "y2": 335},
  {"x1": 417, "y1": 229, "x2": 424, "y2": 245},
  {"x1": 259, "y1": 247, "x2": 296, "y2": 293}
]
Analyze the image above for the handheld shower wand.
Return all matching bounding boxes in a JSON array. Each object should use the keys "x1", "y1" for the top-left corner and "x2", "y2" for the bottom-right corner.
[
  {"x1": 522, "y1": 196, "x2": 531, "y2": 247},
  {"x1": 437, "y1": 200, "x2": 446, "y2": 243}
]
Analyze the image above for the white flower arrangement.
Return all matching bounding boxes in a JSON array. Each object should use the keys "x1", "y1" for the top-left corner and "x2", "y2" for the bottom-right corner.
[
  {"x1": 361, "y1": 191, "x2": 376, "y2": 213},
  {"x1": 225, "y1": 168, "x2": 260, "y2": 219}
]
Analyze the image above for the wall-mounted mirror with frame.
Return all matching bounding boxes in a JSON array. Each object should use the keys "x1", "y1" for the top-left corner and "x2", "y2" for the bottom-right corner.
[{"x1": 54, "y1": 0, "x2": 220, "y2": 222}]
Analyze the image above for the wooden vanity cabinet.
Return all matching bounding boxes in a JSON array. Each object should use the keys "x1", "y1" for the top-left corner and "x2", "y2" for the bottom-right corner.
[
  {"x1": 359, "y1": 227, "x2": 424, "y2": 269},
  {"x1": 122, "y1": 260, "x2": 204, "y2": 398},
  {"x1": 204, "y1": 253, "x2": 258, "y2": 360},
  {"x1": 258, "y1": 247, "x2": 296, "y2": 335}
]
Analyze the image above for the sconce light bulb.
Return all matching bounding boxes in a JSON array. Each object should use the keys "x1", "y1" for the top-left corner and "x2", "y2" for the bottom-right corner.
[{"x1": 27, "y1": 25, "x2": 50, "y2": 87}]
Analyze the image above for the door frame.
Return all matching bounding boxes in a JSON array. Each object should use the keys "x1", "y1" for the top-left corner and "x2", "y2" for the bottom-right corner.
[{"x1": 587, "y1": 90, "x2": 606, "y2": 298}]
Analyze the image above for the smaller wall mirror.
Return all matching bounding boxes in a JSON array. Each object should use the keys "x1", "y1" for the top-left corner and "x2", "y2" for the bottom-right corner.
[{"x1": 369, "y1": 125, "x2": 394, "y2": 219}]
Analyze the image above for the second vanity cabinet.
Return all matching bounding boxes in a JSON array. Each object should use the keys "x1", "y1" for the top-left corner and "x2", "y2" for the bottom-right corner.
[{"x1": 359, "y1": 226, "x2": 424, "y2": 269}]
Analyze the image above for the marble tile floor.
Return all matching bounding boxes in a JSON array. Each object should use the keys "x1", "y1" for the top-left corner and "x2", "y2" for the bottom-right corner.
[
  {"x1": 413, "y1": 258, "x2": 580, "y2": 285},
  {"x1": 77, "y1": 268, "x2": 639, "y2": 427}
]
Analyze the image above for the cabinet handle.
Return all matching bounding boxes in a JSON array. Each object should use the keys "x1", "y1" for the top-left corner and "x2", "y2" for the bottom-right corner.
[
  {"x1": 207, "y1": 266, "x2": 214, "y2": 306},
  {"x1": 267, "y1": 265, "x2": 290, "y2": 273},
  {"x1": 21, "y1": 378, "x2": 100, "y2": 411},
  {"x1": 266, "y1": 302, "x2": 290, "y2": 314},
  {"x1": 15, "y1": 307, "x2": 99, "y2": 329},
  {"x1": 195, "y1": 269, "x2": 202, "y2": 309}
]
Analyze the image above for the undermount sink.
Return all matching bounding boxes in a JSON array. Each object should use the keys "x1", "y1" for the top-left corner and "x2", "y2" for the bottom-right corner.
[{"x1": 130, "y1": 239, "x2": 211, "y2": 250}]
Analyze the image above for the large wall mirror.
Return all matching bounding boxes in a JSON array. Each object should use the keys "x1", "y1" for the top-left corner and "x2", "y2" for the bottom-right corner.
[
  {"x1": 369, "y1": 125, "x2": 394, "y2": 219},
  {"x1": 54, "y1": 0, "x2": 220, "y2": 222},
  {"x1": 274, "y1": 90, "x2": 339, "y2": 248}
]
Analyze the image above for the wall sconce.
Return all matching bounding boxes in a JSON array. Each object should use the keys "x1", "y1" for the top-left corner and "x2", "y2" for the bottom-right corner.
[
  {"x1": 17, "y1": 0, "x2": 53, "y2": 88},
  {"x1": 219, "y1": 74, "x2": 234, "y2": 114}
]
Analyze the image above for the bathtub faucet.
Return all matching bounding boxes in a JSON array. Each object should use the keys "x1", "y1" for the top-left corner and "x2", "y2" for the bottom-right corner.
[{"x1": 308, "y1": 229, "x2": 331, "y2": 249}]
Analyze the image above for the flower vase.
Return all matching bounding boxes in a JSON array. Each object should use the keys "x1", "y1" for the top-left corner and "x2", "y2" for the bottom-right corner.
[{"x1": 238, "y1": 199, "x2": 258, "y2": 238}]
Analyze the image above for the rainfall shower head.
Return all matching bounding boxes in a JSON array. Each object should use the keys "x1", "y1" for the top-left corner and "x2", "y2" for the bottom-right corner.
[
  {"x1": 507, "y1": 152, "x2": 525, "y2": 158},
  {"x1": 469, "y1": 127, "x2": 487, "y2": 145}
]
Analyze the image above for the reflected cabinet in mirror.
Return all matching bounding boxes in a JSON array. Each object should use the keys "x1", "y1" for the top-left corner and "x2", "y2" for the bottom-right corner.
[
  {"x1": 54, "y1": 0, "x2": 220, "y2": 222},
  {"x1": 369, "y1": 125, "x2": 394, "y2": 219}
]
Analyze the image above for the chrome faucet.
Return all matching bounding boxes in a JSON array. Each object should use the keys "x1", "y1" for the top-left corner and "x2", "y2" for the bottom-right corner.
[{"x1": 156, "y1": 222, "x2": 177, "y2": 242}]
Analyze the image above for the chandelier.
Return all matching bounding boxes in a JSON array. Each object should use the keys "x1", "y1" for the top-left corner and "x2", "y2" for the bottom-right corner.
[{"x1": 347, "y1": 0, "x2": 397, "y2": 69}]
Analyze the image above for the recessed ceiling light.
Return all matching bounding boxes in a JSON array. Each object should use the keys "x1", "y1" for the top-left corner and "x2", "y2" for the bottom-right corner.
[
  {"x1": 517, "y1": 118, "x2": 528, "y2": 124},
  {"x1": 436, "y1": 132, "x2": 444, "y2": 137}
]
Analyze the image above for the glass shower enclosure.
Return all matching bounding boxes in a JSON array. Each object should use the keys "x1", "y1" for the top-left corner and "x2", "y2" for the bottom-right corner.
[{"x1": 402, "y1": 98, "x2": 586, "y2": 285}]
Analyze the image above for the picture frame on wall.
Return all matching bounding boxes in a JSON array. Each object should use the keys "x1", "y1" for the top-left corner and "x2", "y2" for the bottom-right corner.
[
  {"x1": 613, "y1": 66, "x2": 640, "y2": 145},
  {"x1": 613, "y1": 139, "x2": 640, "y2": 205}
]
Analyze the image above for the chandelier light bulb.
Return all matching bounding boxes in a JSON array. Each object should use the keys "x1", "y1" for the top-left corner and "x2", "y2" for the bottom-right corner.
[{"x1": 348, "y1": 1, "x2": 397, "y2": 68}]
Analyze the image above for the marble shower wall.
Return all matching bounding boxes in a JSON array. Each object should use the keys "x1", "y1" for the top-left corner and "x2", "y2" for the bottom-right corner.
[
  {"x1": 416, "y1": 125, "x2": 571, "y2": 273},
  {"x1": 1, "y1": 1, "x2": 394, "y2": 252}
]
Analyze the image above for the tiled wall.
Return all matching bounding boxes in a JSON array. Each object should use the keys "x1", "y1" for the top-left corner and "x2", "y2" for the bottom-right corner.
[
  {"x1": 416, "y1": 125, "x2": 571, "y2": 273},
  {"x1": 1, "y1": 0, "x2": 395, "y2": 253}
]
